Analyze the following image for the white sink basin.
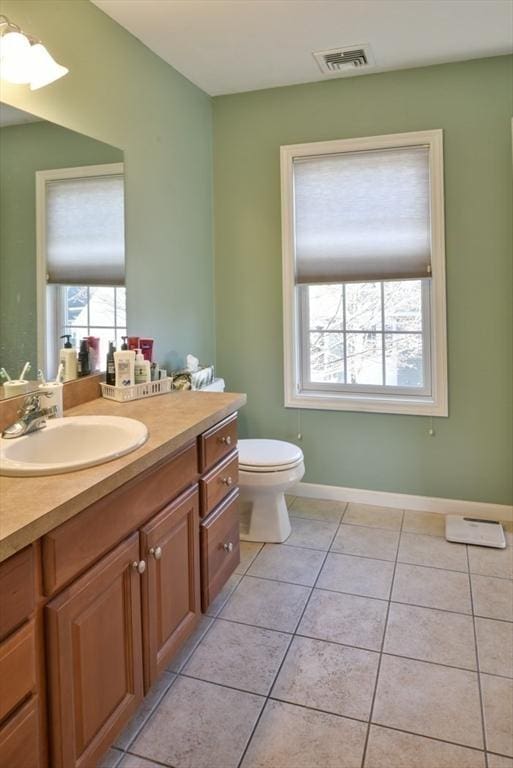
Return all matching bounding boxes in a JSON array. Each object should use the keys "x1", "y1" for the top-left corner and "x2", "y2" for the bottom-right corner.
[{"x1": 0, "y1": 416, "x2": 148, "y2": 477}]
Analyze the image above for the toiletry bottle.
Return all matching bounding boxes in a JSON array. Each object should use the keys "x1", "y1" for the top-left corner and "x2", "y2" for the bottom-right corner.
[
  {"x1": 59, "y1": 334, "x2": 78, "y2": 382},
  {"x1": 121, "y1": 336, "x2": 129, "y2": 351},
  {"x1": 114, "y1": 348, "x2": 135, "y2": 387},
  {"x1": 140, "y1": 338, "x2": 154, "y2": 362},
  {"x1": 134, "y1": 349, "x2": 151, "y2": 384},
  {"x1": 77, "y1": 339, "x2": 91, "y2": 377},
  {"x1": 106, "y1": 342, "x2": 116, "y2": 386},
  {"x1": 86, "y1": 336, "x2": 100, "y2": 372}
]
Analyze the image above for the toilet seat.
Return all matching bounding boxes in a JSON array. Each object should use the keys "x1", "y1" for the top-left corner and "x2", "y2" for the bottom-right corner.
[
  {"x1": 238, "y1": 439, "x2": 303, "y2": 473},
  {"x1": 239, "y1": 459, "x2": 303, "y2": 473}
]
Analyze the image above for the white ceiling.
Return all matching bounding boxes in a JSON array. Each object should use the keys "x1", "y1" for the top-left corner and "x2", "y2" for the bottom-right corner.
[{"x1": 92, "y1": 0, "x2": 513, "y2": 96}]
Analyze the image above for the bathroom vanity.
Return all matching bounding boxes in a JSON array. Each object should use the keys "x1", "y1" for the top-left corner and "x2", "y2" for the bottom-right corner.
[{"x1": 0, "y1": 390, "x2": 245, "y2": 768}]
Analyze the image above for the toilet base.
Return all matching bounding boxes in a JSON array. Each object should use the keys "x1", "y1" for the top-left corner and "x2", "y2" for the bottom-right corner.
[
  {"x1": 238, "y1": 458, "x2": 304, "y2": 544},
  {"x1": 239, "y1": 493, "x2": 291, "y2": 543}
]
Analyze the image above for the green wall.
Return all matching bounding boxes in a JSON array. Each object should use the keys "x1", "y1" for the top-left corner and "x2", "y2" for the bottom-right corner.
[
  {"x1": 213, "y1": 56, "x2": 513, "y2": 505},
  {"x1": 0, "y1": 120, "x2": 122, "y2": 375},
  {"x1": 0, "y1": 0, "x2": 214, "y2": 372}
]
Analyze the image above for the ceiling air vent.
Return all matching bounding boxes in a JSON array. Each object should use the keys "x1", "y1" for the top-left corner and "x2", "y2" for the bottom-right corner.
[{"x1": 313, "y1": 45, "x2": 374, "y2": 75}]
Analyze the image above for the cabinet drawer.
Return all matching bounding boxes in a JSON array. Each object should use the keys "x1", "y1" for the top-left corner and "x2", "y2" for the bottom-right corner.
[
  {"x1": 199, "y1": 450, "x2": 239, "y2": 519},
  {"x1": 0, "y1": 696, "x2": 40, "y2": 768},
  {"x1": 0, "y1": 547, "x2": 35, "y2": 641},
  {"x1": 198, "y1": 414, "x2": 237, "y2": 472},
  {"x1": 0, "y1": 620, "x2": 37, "y2": 723},
  {"x1": 42, "y1": 442, "x2": 198, "y2": 595},
  {"x1": 200, "y1": 490, "x2": 240, "y2": 611}
]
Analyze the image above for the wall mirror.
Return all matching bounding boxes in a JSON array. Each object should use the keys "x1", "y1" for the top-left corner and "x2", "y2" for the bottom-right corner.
[{"x1": 0, "y1": 102, "x2": 125, "y2": 399}]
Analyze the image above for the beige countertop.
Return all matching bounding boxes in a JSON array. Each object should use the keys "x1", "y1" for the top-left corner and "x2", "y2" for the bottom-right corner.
[{"x1": 0, "y1": 390, "x2": 246, "y2": 562}]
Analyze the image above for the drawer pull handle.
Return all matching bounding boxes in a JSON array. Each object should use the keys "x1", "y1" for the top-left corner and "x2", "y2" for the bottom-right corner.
[
  {"x1": 149, "y1": 546, "x2": 162, "y2": 560},
  {"x1": 223, "y1": 542, "x2": 234, "y2": 553},
  {"x1": 221, "y1": 476, "x2": 233, "y2": 486},
  {"x1": 131, "y1": 560, "x2": 146, "y2": 574},
  {"x1": 220, "y1": 435, "x2": 232, "y2": 446}
]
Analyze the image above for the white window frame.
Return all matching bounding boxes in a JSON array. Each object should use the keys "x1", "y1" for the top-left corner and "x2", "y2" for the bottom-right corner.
[
  {"x1": 281, "y1": 130, "x2": 448, "y2": 417},
  {"x1": 35, "y1": 163, "x2": 124, "y2": 374}
]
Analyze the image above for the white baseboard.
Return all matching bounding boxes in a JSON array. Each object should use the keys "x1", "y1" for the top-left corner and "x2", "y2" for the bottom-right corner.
[{"x1": 291, "y1": 482, "x2": 513, "y2": 523}]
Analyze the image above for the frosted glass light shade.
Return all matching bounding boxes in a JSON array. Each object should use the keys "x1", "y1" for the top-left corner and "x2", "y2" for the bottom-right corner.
[
  {"x1": 0, "y1": 31, "x2": 32, "y2": 84},
  {"x1": 28, "y1": 43, "x2": 68, "y2": 90},
  {"x1": 0, "y1": 30, "x2": 68, "y2": 89}
]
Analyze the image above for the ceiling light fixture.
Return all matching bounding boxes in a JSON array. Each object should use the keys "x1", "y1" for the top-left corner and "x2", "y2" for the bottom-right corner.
[{"x1": 0, "y1": 15, "x2": 68, "y2": 90}]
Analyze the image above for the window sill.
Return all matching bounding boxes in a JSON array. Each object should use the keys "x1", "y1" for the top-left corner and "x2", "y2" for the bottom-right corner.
[{"x1": 285, "y1": 390, "x2": 448, "y2": 417}]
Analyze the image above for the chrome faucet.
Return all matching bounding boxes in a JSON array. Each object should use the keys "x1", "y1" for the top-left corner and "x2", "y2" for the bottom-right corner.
[{"x1": 1, "y1": 392, "x2": 58, "y2": 439}]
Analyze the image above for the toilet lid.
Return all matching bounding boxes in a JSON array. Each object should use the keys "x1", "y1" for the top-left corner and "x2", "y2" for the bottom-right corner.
[{"x1": 238, "y1": 439, "x2": 303, "y2": 471}]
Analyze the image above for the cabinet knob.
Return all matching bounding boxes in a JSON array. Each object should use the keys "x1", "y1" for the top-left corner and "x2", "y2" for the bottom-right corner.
[
  {"x1": 223, "y1": 542, "x2": 234, "y2": 553},
  {"x1": 221, "y1": 476, "x2": 233, "y2": 486},
  {"x1": 149, "y1": 546, "x2": 162, "y2": 560},
  {"x1": 131, "y1": 560, "x2": 146, "y2": 574},
  {"x1": 220, "y1": 435, "x2": 232, "y2": 446}
]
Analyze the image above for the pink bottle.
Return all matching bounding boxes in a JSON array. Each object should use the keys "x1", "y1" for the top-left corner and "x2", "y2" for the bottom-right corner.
[{"x1": 86, "y1": 336, "x2": 100, "y2": 372}]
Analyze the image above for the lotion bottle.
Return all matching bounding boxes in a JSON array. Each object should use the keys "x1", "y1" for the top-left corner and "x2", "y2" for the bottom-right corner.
[
  {"x1": 59, "y1": 334, "x2": 78, "y2": 382},
  {"x1": 134, "y1": 349, "x2": 151, "y2": 384},
  {"x1": 114, "y1": 348, "x2": 135, "y2": 387}
]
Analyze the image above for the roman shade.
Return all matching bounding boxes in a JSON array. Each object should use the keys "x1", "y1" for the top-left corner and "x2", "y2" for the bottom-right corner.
[
  {"x1": 293, "y1": 146, "x2": 431, "y2": 284},
  {"x1": 45, "y1": 174, "x2": 125, "y2": 285}
]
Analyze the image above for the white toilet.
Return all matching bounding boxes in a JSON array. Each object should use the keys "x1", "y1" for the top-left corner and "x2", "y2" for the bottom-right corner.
[{"x1": 238, "y1": 439, "x2": 305, "y2": 543}]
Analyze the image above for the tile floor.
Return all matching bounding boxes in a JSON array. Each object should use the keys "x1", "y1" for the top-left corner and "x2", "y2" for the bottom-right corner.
[{"x1": 100, "y1": 498, "x2": 513, "y2": 768}]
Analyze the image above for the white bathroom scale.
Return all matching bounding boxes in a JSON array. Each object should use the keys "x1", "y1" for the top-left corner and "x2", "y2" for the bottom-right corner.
[{"x1": 445, "y1": 515, "x2": 506, "y2": 549}]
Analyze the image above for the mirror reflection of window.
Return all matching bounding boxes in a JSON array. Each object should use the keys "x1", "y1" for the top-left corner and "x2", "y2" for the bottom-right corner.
[
  {"x1": 59, "y1": 285, "x2": 127, "y2": 363},
  {"x1": 36, "y1": 163, "x2": 125, "y2": 378}
]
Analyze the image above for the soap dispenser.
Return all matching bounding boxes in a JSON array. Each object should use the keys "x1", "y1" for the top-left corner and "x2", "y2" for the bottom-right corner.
[{"x1": 59, "y1": 334, "x2": 78, "y2": 382}]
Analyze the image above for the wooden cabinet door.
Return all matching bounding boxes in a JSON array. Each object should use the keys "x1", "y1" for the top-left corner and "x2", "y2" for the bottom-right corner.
[
  {"x1": 45, "y1": 534, "x2": 144, "y2": 768},
  {"x1": 140, "y1": 485, "x2": 201, "y2": 689}
]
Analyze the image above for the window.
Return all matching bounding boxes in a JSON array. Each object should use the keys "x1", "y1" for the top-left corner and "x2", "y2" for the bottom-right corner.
[
  {"x1": 281, "y1": 130, "x2": 447, "y2": 416},
  {"x1": 303, "y1": 279, "x2": 429, "y2": 391},
  {"x1": 36, "y1": 164, "x2": 125, "y2": 377}
]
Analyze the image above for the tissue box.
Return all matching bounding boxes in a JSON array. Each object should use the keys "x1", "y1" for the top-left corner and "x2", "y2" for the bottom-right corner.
[{"x1": 171, "y1": 365, "x2": 215, "y2": 391}]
